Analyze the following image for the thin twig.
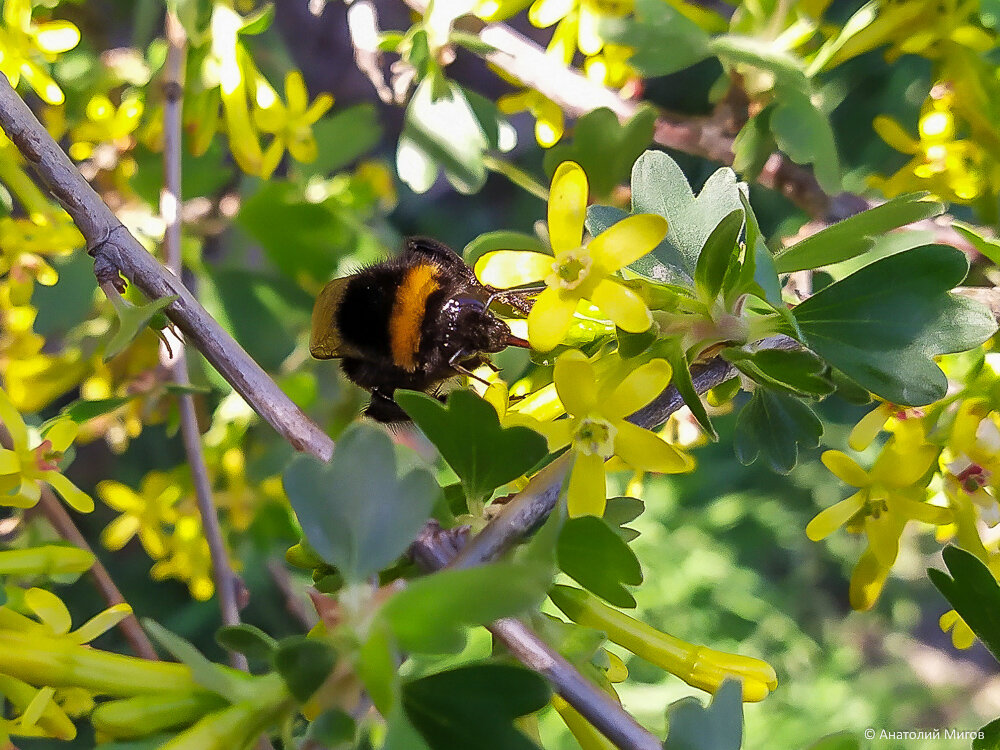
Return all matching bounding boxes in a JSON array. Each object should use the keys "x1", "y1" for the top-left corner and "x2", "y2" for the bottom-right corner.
[
  {"x1": 410, "y1": 523, "x2": 661, "y2": 750},
  {"x1": 0, "y1": 75, "x2": 335, "y2": 463},
  {"x1": 40, "y1": 483, "x2": 160, "y2": 660},
  {"x1": 160, "y1": 10, "x2": 248, "y2": 672}
]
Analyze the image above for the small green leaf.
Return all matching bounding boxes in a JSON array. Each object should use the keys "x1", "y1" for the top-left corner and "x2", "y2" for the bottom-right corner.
[
  {"x1": 603, "y1": 496, "x2": 644, "y2": 542},
  {"x1": 732, "y1": 106, "x2": 776, "y2": 183},
  {"x1": 282, "y1": 423, "x2": 441, "y2": 582},
  {"x1": 60, "y1": 396, "x2": 136, "y2": 423},
  {"x1": 734, "y1": 390, "x2": 823, "y2": 474},
  {"x1": 710, "y1": 35, "x2": 809, "y2": 91},
  {"x1": 307, "y1": 710, "x2": 356, "y2": 746},
  {"x1": 775, "y1": 194, "x2": 944, "y2": 273},
  {"x1": 105, "y1": 295, "x2": 179, "y2": 361},
  {"x1": 664, "y1": 679, "x2": 743, "y2": 750},
  {"x1": 557, "y1": 516, "x2": 642, "y2": 608},
  {"x1": 954, "y1": 220, "x2": 1000, "y2": 266},
  {"x1": 724, "y1": 348, "x2": 834, "y2": 397},
  {"x1": 143, "y1": 621, "x2": 249, "y2": 701},
  {"x1": 628, "y1": 150, "x2": 745, "y2": 285},
  {"x1": 397, "y1": 79, "x2": 489, "y2": 194},
  {"x1": 381, "y1": 562, "x2": 548, "y2": 652},
  {"x1": 770, "y1": 86, "x2": 841, "y2": 194},
  {"x1": 695, "y1": 209, "x2": 744, "y2": 302},
  {"x1": 975, "y1": 717, "x2": 1000, "y2": 750},
  {"x1": 543, "y1": 106, "x2": 657, "y2": 199},
  {"x1": 792, "y1": 245, "x2": 997, "y2": 406},
  {"x1": 274, "y1": 636, "x2": 338, "y2": 702},
  {"x1": 402, "y1": 664, "x2": 550, "y2": 750},
  {"x1": 216, "y1": 625, "x2": 277, "y2": 662},
  {"x1": 395, "y1": 390, "x2": 548, "y2": 505},
  {"x1": 358, "y1": 623, "x2": 398, "y2": 715},
  {"x1": 600, "y1": 0, "x2": 711, "y2": 76},
  {"x1": 928, "y1": 545, "x2": 1000, "y2": 664},
  {"x1": 238, "y1": 3, "x2": 274, "y2": 34}
]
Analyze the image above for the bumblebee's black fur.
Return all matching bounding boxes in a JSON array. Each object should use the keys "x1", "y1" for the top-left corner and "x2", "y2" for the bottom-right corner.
[{"x1": 312, "y1": 237, "x2": 515, "y2": 422}]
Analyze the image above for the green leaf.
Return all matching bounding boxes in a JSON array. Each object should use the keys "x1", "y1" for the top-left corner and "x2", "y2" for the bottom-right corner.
[
  {"x1": 273, "y1": 636, "x2": 338, "y2": 702},
  {"x1": 770, "y1": 86, "x2": 841, "y2": 194},
  {"x1": 732, "y1": 105, "x2": 776, "y2": 183},
  {"x1": 105, "y1": 295, "x2": 179, "y2": 361},
  {"x1": 358, "y1": 623, "x2": 398, "y2": 715},
  {"x1": 307, "y1": 710, "x2": 356, "y2": 746},
  {"x1": 600, "y1": 0, "x2": 711, "y2": 76},
  {"x1": 928, "y1": 545, "x2": 1000, "y2": 664},
  {"x1": 710, "y1": 35, "x2": 809, "y2": 91},
  {"x1": 659, "y1": 338, "x2": 716, "y2": 440},
  {"x1": 557, "y1": 516, "x2": 642, "y2": 608},
  {"x1": 282, "y1": 423, "x2": 441, "y2": 582},
  {"x1": 143, "y1": 621, "x2": 249, "y2": 701},
  {"x1": 60, "y1": 396, "x2": 136, "y2": 423},
  {"x1": 663, "y1": 679, "x2": 743, "y2": 750},
  {"x1": 381, "y1": 562, "x2": 548, "y2": 652},
  {"x1": 724, "y1": 348, "x2": 834, "y2": 397},
  {"x1": 303, "y1": 103, "x2": 383, "y2": 176},
  {"x1": 238, "y1": 3, "x2": 274, "y2": 34},
  {"x1": 464, "y1": 231, "x2": 546, "y2": 268},
  {"x1": 543, "y1": 106, "x2": 656, "y2": 199},
  {"x1": 775, "y1": 194, "x2": 945, "y2": 273},
  {"x1": 216, "y1": 625, "x2": 277, "y2": 662},
  {"x1": 975, "y1": 717, "x2": 1000, "y2": 750},
  {"x1": 402, "y1": 664, "x2": 550, "y2": 750},
  {"x1": 792, "y1": 245, "x2": 998, "y2": 406},
  {"x1": 695, "y1": 209, "x2": 744, "y2": 303},
  {"x1": 395, "y1": 390, "x2": 548, "y2": 505},
  {"x1": 397, "y1": 78, "x2": 489, "y2": 194},
  {"x1": 954, "y1": 220, "x2": 1000, "y2": 266},
  {"x1": 734, "y1": 390, "x2": 823, "y2": 474},
  {"x1": 628, "y1": 150, "x2": 745, "y2": 285},
  {"x1": 603, "y1": 496, "x2": 644, "y2": 542}
]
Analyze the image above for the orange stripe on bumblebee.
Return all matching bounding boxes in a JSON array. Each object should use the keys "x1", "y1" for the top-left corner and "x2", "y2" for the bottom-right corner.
[{"x1": 389, "y1": 263, "x2": 441, "y2": 371}]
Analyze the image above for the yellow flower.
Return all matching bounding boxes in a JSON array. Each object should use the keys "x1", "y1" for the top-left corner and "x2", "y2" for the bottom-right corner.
[
  {"x1": 68, "y1": 93, "x2": 144, "y2": 161},
  {"x1": 476, "y1": 162, "x2": 667, "y2": 351},
  {"x1": 0, "y1": 215, "x2": 84, "y2": 285},
  {"x1": 98, "y1": 473, "x2": 181, "y2": 559},
  {"x1": 538, "y1": 351, "x2": 692, "y2": 516},
  {"x1": 254, "y1": 70, "x2": 333, "y2": 179},
  {"x1": 807, "y1": 442, "x2": 950, "y2": 571},
  {"x1": 941, "y1": 399, "x2": 1000, "y2": 525},
  {"x1": 16, "y1": 587, "x2": 131, "y2": 644},
  {"x1": 150, "y1": 514, "x2": 215, "y2": 601},
  {"x1": 0, "y1": 0, "x2": 80, "y2": 105},
  {"x1": 497, "y1": 88, "x2": 564, "y2": 148},
  {"x1": 0, "y1": 390, "x2": 92, "y2": 513}
]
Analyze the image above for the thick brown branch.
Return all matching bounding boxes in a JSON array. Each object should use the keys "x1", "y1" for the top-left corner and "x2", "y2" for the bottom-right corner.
[{"x1": 0, "y1": 76, "x2": 334, "y2": 463}]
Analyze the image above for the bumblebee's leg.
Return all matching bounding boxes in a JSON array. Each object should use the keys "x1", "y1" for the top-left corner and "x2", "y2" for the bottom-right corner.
[
  {"x1": 366, "y1": 387, "x2": 412, "y2": 423},
  {"x1": 403, "y1": 237, "x2": 477, "y2": 283},
  {"x1": 447, "y1": 351, "x2": 494, "y2": 386}
]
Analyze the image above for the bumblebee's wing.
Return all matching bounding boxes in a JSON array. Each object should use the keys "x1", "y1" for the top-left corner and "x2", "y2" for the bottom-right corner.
[{"x1": 310, "y1": 277, "x2": 351, "y2": 359}]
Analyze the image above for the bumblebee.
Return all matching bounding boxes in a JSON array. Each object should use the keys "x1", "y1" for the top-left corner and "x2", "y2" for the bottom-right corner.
[{"x1": 310, "y1": 237, "x2": 530, "y2": 422}]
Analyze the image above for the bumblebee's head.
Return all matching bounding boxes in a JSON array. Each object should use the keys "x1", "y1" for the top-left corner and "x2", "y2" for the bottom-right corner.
[{"x1": 441, "y1": 296, "x2": 529, "y2": 358}]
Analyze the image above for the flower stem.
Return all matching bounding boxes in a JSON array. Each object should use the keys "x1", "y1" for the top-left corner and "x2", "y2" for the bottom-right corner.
[{"x1": 482, "y1": 154, "x2": 549, "y2": 202}]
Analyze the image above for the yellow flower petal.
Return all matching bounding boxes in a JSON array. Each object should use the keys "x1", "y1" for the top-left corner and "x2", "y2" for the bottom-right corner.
[
  {"x1": 554, "y1": 350, "x2": 598, "y2": 415},
  {"x1": 548, "y1": 162, "x2": 588, "y2": 255},
  {"x1": 874, "y1": 442, "x2": 937, "y2": 487},
  {"x1": 43, "y1": 471, "x2": 94, "y2": 513},
  {"x1": 849, "y1": 548, "x2": 889, "y2": 611},
  {"x1": 873, "y1": 115, "x2": 919, "y2": 154},
  {"x1": 101, "y1": 514, "x2": 140, "y2": 551},
  {"x1": 602, "y1": 359, "x2": 671, "y2": 420},
  {"x1": 44, "y1": 418, "x2": 77, "y2": 453},
  {"x1": 475, "y1": 250, "x2": 552, "y2": 288},
  {"x1": 285, "y1": 70, "x2": 309, "y2": 113},
  {"x1": 889, "y1": 495, "x2": 951, "y2": 525},
  {"x1": 97, "y1": 480, "x2": 142, "y2": 512},
  {"x1": 529, "y1": 0, "x2": 574, "y2": 28},
  {"x1": 590, "y1": 278, "x2": 651, "y2": 333},
  {"x1": 70, "y1": 603, "x2": 132, "y2": 644},
  {"x1": 25, "y1": 587, "x2": 72, "y2": 634},
  {"x1": 587, "y1": 213, "x2": 667, "y2": 272},
  {"x1": 0, "y1": 448, "x2": 21, "y2": 475},
  {"x1": 821, "y1": 450, "x2": 869, "y2": 487},
  {"x1": 805, "y1": 492, "x2": 865, "y2": 541},
  {"x1": 527, "y1": 288, "x2": 577, "y2": 351},
  {"x1": 567, "y1": 452, "x2": 606, "y2": 517},
  {"x1": 614, "y1": 420, "x2": 693, "y2": 473},
  {"x1": 32, "y1": 21, "x2": 80, "y2": 54},
  {"x1": 865, "y1": 513, "x2": 903, "y2": 567},
  {"x1": 0, "y1": 386, "x2": 30, "y2": 448},
  {"x1": 848, "y1": 402, "x2": 892, "y2": 451},
  {"x1": 536, "y1": 417, "x2": 574, "y2": 452}
]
